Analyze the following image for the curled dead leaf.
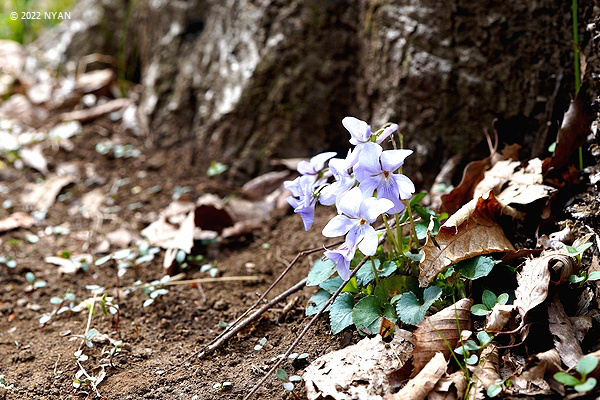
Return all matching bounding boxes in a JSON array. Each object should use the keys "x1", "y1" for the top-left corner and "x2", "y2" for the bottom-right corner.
[
  {"x1": 412, "y1": 298, "x2": 473, "y2": 375},
  {"x1": 427, "y1": 371, "x2": 467, "y2": 400},
  {"x1": 513, "y1": 251, "x2": 575, "y2": 323},
  {"x1": 419, "y1": 192, "x2": 515, "y2": 286},
  {"x1": 385, "y1": 352, "x2": 447, "y2": 400}
]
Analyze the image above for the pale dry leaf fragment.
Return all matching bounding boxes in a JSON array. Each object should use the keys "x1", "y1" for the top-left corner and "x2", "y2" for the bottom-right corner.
[
  {"x1": 163, "y1": 210, "x2": 195, "y2": 269},
  {"x1": 412, "y1": 298, "x2": 473, "y2": 374},
  {"x1": 548, "y1": 296, "x2": 583, "y2": 369},
  {"x1": 140, "y1": 216, "x2": 178, "y2": 248},
  {"x1": 75, "y1": 69, "x2": 116, "y2": 94},
  {"x1": 106, "y1": 228, "x2": 134, "y2": 248},
  {"x1": 494, "y1": 158, "x2": 555, "y2": 206},
  {"x1": 385, "y1": 352, "x2": 447, "y2": 400},
  {"x1": 45, "y1": 254, "x2": 93, "y2": 274},
  {"x1": 467, "y1": 345, "x2": 499, "y2": 400},
  {"x1": 303, "y1": 332, "x2": 414, "y2": 400},
  {"x1": 0, "y1": 212, "x2": 35, "y2": 232},
  {"x1": 473, "y1": 159, "x2": 520, "y2": 199},
  {"x1": 485, "y1": 304, "x2": 517, "y2": 332},
  {"x1": 21, "y1": 174, "x2": 76, "y2": 212},
  {"x1": 19, "y1": 145, "x2": 48, "y2": 175},
  {"x1": 513, "y1": 251, "x2": 575, "y2": 323},
  {"x1": 427, "y1": 371, "x2": 467, "y2": 400},
  {"x1": 419, "y1": 192, "x2": 514, "y2": 286}
]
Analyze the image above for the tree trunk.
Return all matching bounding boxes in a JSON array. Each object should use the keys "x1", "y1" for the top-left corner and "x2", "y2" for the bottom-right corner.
[{"x1": 32, "y1": 0, "x2": 596, "y2": 185}]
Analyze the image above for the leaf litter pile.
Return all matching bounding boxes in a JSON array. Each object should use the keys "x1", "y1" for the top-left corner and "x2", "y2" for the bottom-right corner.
[{"x1": 2, "y1": 44, "x2": 600, "y2": 400}]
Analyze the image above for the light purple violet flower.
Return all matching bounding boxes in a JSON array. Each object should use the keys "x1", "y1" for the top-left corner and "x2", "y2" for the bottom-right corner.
[
  {"x1": 322, "y1": 187, "x2": 393, "y2": 257},
  {"x1": 296, "y1": 151, "x2": 337, "y2": 176},
  {"x1": 319, "y1": 156, "x2": 355, "y2": 207},
  {"x1": 342, "y1": 117, "x2": 399, "y2": 167},
  {"x1": 284, "y1": 175, "x2": 318, "y2": 230},
  {"x1": 324, "y1": 243, "x2": 354, "y2": 280},
  {"x1": 355, "y1": 142, "x2": 415, "y2": 214}
]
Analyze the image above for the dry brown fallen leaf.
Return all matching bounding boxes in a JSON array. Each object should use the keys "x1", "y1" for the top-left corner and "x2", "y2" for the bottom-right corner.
[
  {"x1": 385, "y1": 352, "x2": 447, "y2": 400},
  {"x1": 303, "y1": 331, "x2": 414, "y2": 400},
  {"x1": 474, "y1": 158, "x2": 555, "y2": 207},
  {"x1": 412, "y1": 298, "x2": 473, "y2": 375},
  {"x1": 440, "y1": 158, "x2": 489, "y2": 215},
  {"x1": 513, "y1": 251, "x2": 576, "y2": 324},
  {"x1": 548, "y1": 296, "x2": 583, "y2": 369},
  {"x1": 496, "y1": 159, "x2": 555, "y2": 206},
  {"x1": 419, "y1": 192, "x2": 515, "y2": 286},
  {"x1": 240, "y1": 170, "x2": 291, "y2": 200},
  {"x1": 0, "y1": 212, "x2": 35, "y2": 233},
  {"x1": 517, "y1": 349, "x2": 563, "y2": 394},
  {"x1": 543, "y1": 92, "x2": 594, "y2": 175},
  {"x1": 427, "y1": 371, "x2": 467, "y2": 400},
  {"x1": 21, "y1": 174, "x2": 77, "y2": 212}
]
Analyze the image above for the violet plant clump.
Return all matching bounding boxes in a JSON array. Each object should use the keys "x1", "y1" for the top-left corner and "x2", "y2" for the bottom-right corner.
[{"x1": 286, "y1": 116, "x2": 451, "y2": 334}]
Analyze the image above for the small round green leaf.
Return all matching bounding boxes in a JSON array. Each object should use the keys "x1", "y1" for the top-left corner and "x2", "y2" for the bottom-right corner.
[
  {"x1": 487, "y1": 384, "x2": 502, "y2": 397},
  {"x1": 588, "y1": 271, "x2": 600, "y2": 281},
  {"x1": 574, "y1": 377, "x2": 597, "y2": 392},
  {"x1": 470, "y1": 304, "x2": 491, "y2": 316},
  {"x1": 481, "y1": 290, "x2": 497, "y2": 310},
  {"x1": 466, "y1": 354, "x2": 479, "y2": 365},
  {"x1": 553, "y1": 372, "x2": 581, "y2": 386},
  {"x1": 496, "y1": 293, "x2": 509, "y2": 305},
  {"x1": 276, "y1": 368, "x2": 289, "y2": 382},
  {"x1": 577, "y1": 355, "x2": 599, "y2": 375}
]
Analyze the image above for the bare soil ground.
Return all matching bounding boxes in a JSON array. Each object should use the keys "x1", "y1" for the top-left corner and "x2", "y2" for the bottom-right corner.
[{"x1": 0, "y1": 115, "x2": 354, "y2": 399}]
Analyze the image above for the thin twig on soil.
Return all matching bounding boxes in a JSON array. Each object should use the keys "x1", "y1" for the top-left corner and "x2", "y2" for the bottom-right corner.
[
  {"x1": 243, "y1": 236, "x2": 387, "y2": 400},
  {"x1": 161, "y1": 277, "x2": 308, "y2": 374},
  {"x1": 189, "y1": 242, "x2": 342, "y2": 363}
]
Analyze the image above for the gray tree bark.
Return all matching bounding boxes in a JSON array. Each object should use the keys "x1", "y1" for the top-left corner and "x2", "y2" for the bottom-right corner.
[{"x1": 32, "y1": 0, "x2": 596, "y2": 184}]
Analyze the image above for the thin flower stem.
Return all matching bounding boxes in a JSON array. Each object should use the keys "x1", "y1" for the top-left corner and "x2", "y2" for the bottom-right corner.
[
  {"x1": 370, "y1": 257, "x2": 379, "y2": 284},
  {"x1": 395, "y1": 213, "x2": 403, "y2": 254},
  {"x1": 406, "y1": 201, "x2": 419, "y2": 251},
  {"x1": 383, "y1": 214, "x2": 399, "y2": 257}
]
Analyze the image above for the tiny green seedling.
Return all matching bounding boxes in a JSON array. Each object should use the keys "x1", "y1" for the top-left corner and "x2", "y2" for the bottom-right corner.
[
  {"x1": 276, "y1": 368, "x2": 302, "y2": 395},
  {"x1": 24, "y1": 271, "x2": 46, "y2": 292},
  {"x1": 212, "y1": 381, "x2": 233, "y2": 391},
  {"x1": 554, "y1": 355, "x2": 599, "y2": 392},
  {"x1": 200, "y1": 262, "x2": 218, "y2": 277},
  {"x1": 0, "y1": 256, "x2": 17, "y2": 268},
  {"x1": 207, "y1": 161, "x2": 228, "y2": 177},
  {"x1": 470, "y1": 290, "x2": 509, "y2": 316},
  {"x1": 254, "y1": 337, "x2": 267, "y2": 351},
  {"x1": 487, "y1": 378, "x2": 513, "y2": 397},
  {"x1": 568, "y1": 271, "x2": 600, "y2": 284},
  {"x1": 0, "y1": 374, "x2": 14, "y2": 390},
  {"x1": 566, "y1": 240, "x2": 593, "y2": 264},
  {"x1": 73, "y1": 329, "x2": 99, "y2": 348},
  {"x1": 142, "y1": 275, "x2": 171, "y2": 307},
  {"x1": 73, "y1": 349, "x2": 89, "y2": 362},
  {"x1": 454, "y1": 331, "x2": 494, "y2": 365}
]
